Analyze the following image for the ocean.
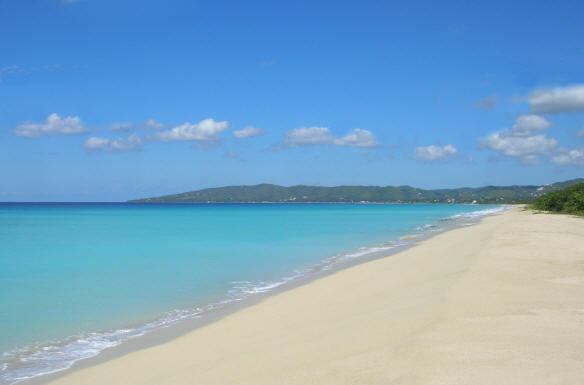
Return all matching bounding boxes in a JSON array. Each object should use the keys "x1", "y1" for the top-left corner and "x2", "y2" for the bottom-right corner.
[{"x1": 0, "y1": 203, "x2": 503, "y2": 384}]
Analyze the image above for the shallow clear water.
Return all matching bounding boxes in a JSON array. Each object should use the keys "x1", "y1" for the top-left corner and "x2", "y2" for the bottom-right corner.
[{"x1": 0, "y1": 203, "x2": 502, "y2": 384}]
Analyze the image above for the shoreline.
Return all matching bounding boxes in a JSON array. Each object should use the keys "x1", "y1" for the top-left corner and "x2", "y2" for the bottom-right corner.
[
  {"x1": 26, "y1": 206, "x2": 584, "y2": 384},
  {"x1": 16, "y1": 206, "x2": 508, "y2": 385}
]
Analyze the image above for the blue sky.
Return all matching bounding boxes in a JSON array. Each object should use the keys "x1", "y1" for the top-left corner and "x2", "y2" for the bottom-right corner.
[{"x1": 1, "y1": 0, "x2": 583, "y2": 201}]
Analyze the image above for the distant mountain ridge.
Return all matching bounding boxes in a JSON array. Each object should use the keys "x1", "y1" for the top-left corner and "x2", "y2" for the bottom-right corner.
[{"x1": 129, "y1": 178, "x2": 584, "y2": 204}]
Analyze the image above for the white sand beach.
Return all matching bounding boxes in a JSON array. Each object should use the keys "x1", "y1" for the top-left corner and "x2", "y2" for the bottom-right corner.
[{"x1": 40, "y1": 208, "x2": 584, "y2": 385}]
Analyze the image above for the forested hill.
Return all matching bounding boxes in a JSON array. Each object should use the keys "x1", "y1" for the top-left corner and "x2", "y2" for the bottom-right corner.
[{"x1": 129, "y1": 179, "x2": 584, "y2": 204}]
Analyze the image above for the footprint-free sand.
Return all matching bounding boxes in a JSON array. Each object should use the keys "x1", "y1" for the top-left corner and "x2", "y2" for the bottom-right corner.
[{"x1": 38, "y1": 208, "x2": 584, "y2": 385}]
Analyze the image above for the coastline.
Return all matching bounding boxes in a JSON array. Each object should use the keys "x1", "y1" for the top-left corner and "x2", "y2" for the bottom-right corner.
[
  {"x1": 10, "y1": 205, "x2": 505, "y2": 385},
  {"x1": 26, "y1": 206, "x2": 584, "y2": 384}
]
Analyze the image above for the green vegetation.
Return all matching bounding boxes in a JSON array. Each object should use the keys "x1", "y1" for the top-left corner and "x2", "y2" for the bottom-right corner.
[
  {"x1": 129, "y1": 179, "x2": 584, "y2": 204},
  {"x1": 532, "y1": 182, "x2": 584, "y2": 215}
]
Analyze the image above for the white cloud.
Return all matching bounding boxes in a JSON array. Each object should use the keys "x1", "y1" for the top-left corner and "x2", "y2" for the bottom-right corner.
[
  {"x1": 144, "y1": 119, "x2": 163, "y2": 130},
  {"x1": 83, "y1": 134, "x2": 143, "y2": 152},
  {"x1": 551, "y1": 149, "x2": 584, "y2": 166},
  {"x1": 155, "y1": 118, "x2": 228, "y2": 142},
  {"x1": 529, "y1": 84, "x2": 584, "y2": 114},
  {"x1": 480, "y1": 133, "x2": 558, "y2": 163},
  {"x1": 110, "y1": 122, "x2": 133, "y2": 132},
  {"x1": 233, "y1": 126, "x2": 266, "y2": 139},
  {"x1": 14, "y1": 113, "x2": 86, "y2": 138},
  {"x1": 109, "y1": 119, "x2": 163, "y2": 132},
  {"x1": 509, "y1": 115, "x2": 551, "y2": 137},
  {"x1": 284, "y1": 126, "x2": 378, "y2": 148},
  {"x1": 414, "y1": 144, "x2": 457, "y2": 161},
  {"x1": 83, "y1": 137, "x2": 110, "y2": 150},
  {"x1": 333, "y1": 129, "x2": 379, "y2": 147},
  {"x1": 480, "y1": 114, "x2": 560, "y2": 164},
  {"x1": 285, "y1": 126, "x2": 333, "y2": 146},
  {"x1": 110, "y1": 134, "x2": 143, "y2": 151}
]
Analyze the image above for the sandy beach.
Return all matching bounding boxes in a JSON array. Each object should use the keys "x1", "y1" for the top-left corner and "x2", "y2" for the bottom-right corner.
[{"x1": 35, "y1": 207, "x2": 584, "y2": 385}]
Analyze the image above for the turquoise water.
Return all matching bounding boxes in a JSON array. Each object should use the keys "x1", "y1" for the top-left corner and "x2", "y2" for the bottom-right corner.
[{"x1": 0, "y1": 203, "x2": 503, "y2": 384}]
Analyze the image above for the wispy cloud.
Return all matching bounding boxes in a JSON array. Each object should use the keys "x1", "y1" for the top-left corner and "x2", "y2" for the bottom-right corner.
[
  {"x1": 83, "y1": 134, "x2": 143, "y2": 153},
  {"x1": 0, "y1": 64, "x2": 62, "y2": 82},
  {"x1": 284, "y1": 126, "x2": 378, "y2": 148},
  {"x1": 144, "y1": 119, "x2": 163, "y2": 130},
  {"x1": 414, "y1": 144, "x2": 457, "y2": 161},
  {"x1": 473, "y1": 95, "x2": 498, "y2": 110},
  {"x1": 0, "y1": 65, "x2": 19, "y2": 82},
  {"x1": 109, "y1": 119, "x2": 164, "y2": 132},
  {"x1": 14, "y1": 113, "x2": 87, "y2": 138},
  {"x1": 233, "y1": 126, "x2": 266, "y2": 139},
  {"x1": 110, "y1": 122, "x2": 133, "y2": 132}
]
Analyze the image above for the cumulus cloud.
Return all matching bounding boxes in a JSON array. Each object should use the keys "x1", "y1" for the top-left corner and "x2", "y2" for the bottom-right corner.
[
  {"x1": 551, "y1": 149, "x2": 584, "y2": 166},
  {"x1": 284, "y1": 126, "x2": 378, "y2": 148},
  {"x1": 285, "y1": 126, "x2": 333, "y2": 146},
  {"x1": 83, "y1": 137, "x2": 110, "y2": 150},
  {"x1": 155, "y1": 118, "x2": 228, "y2": 143},
  {"x1": 529, "y1": 84, "x2": 584, "y2": 114},
  {"x1": 414, "y1": 144, "x2": 457, "y2": 161},
  {"x1": 479, "y1": 114, "x2": 560, "y2": 164},
  {"x1": 480, "y1": 133, "x2": 558, "y2": 163},
  {"x1": 83, "y1": 134, "x2": 143, "y2": 153},
  {"x1": 14, "y1": 113, "x2": 86, "y2": 138},
  {"x1": 333, "y1": 129, "x2": 379, "y2": 147},
  {"x1": 509, "y1": 115, "x2": 551, "y2": 137},
  {"x1": 233, "y1": 126, "x2": 266, "y2": 139}
]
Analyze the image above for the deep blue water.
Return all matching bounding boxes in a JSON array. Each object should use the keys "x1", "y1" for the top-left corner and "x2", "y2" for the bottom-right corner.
[{"x1": 0, "y1": 203, "x2": 503, "y2": 384}]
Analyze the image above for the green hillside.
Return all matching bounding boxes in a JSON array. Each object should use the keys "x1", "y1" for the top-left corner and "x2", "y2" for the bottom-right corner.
[
  {"x1": 532, "y1": 182, "x2": 584, "y2": 215},
  {"x1": 129, "y1": 179, "x2": 584, "y2": 204}
]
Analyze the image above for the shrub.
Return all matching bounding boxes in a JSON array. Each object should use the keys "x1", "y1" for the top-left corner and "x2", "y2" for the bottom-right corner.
[{"x1": 532, "y1": 183, "x2": 584, "y2": 215}]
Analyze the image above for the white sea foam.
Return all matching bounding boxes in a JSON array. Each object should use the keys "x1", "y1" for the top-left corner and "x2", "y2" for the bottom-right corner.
[
  {"x1": 448, "y1": 205, "x2": 508, "y2": 219},
  {"x1": 0, "y1": 204, "x2": 505, "y2": 385},
  {"x1": 0, "y1": 308, "x2": 205, "y2": 385}
]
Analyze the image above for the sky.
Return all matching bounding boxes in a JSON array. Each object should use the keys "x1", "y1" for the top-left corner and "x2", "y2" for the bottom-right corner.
[{"x1": 1, "y1": 0, "x2": 583, "y2": 201}]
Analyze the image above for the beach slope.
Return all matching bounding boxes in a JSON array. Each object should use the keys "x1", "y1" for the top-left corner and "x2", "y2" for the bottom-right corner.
[{"x1": 40, "y1": 208, "x2": 584, "y2": 385}]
